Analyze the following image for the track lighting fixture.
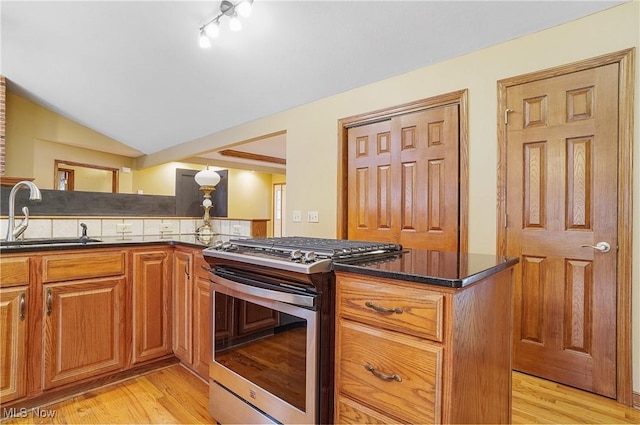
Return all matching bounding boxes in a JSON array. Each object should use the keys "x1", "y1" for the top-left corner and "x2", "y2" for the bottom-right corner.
[{"x1": 199, "y1": 0, "x2": 254, "y2": 47}]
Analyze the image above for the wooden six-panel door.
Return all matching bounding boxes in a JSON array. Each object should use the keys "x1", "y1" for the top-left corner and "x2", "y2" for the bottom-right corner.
[
  {"x1": 506, "y1": 63, "x2": 619, "y2": 397},
  {"x1": 347, "y1": 105, "x2": 460, "y2": 251}
]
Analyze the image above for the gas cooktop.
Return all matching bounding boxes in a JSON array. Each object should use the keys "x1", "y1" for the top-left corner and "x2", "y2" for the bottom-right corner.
[{"x1": 203, "y1": 237, "x2": 404, "y2": 274}]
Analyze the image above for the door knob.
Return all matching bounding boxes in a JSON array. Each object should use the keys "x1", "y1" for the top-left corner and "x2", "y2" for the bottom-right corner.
[{"x1": 580, "y1": 242, "x2": 611, "y2": 253}]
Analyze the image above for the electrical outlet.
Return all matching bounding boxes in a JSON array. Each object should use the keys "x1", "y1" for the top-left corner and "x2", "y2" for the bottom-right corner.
[
  {"x1": 307, "y1": 211, "x2": 319, "y2": 223},
  {"x1": 293, "y1": 210, "x2": 302, "y2": 223},
  {"x1": 232, "y1": 224, "x2": 242, "y2": 234},
  {"x1": 116, "y1": 223, "x2": 132, "y2": 233},
  {"x1": 159, "y1": 222, "x2": 174, "y2": 233}
]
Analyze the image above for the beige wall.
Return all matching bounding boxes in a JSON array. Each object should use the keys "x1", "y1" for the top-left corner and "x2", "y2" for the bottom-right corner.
[
  {"x1": 32, "y1": 139, "x2": 134, "y2": 192},
  {"x1": 134, "y1": 161, "x2": 282, "y2": 221},
  {"x1": 5, "y1": 93, "x2": 136, "y2": 191},
  {"x1": 132, "y1": 161, "x2": 190, "y2": 196},
  {"x1": 228, "y1": 169, "x2": 273, "y2": 219},
  {"x1": 139, "y1": 2, "x2": 640, "y2": 391}
]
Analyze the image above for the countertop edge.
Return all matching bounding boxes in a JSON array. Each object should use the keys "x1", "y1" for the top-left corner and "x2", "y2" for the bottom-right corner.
[
  {"x1": 0, "y1": 238, "x2": 208, "y2": 253},
  {"x1": 333, "y1": 256, "x2": 519, "y2": 288}
]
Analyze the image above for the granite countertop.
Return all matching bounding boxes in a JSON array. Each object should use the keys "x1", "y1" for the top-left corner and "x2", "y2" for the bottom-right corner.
[
  {"x1": 332, "y1": 249, "x2": 519, "y2": 288},
  {"x1": 0, "y1": 234, "x2": 211, "y2": 253}
]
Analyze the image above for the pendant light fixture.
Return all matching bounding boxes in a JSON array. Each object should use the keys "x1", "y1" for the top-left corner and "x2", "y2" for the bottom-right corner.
[{"x1": 198, "y1": 0, "x2": 254, "y2": 47}]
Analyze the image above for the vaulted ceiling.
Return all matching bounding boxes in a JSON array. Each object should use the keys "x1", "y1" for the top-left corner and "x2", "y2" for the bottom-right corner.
[{"x1": 1, "y1": 1, "x2": 625, "y2": 171}]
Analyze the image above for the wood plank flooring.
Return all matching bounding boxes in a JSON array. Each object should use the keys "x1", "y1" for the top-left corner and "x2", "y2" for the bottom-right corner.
[{"x1": 2, "y1": 365, "x2": 639, "y2": 424}]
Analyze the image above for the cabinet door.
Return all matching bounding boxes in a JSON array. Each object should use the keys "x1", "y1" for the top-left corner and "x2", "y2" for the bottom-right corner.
[
  {"x1": 172, "y1": 250, "x2": 193, "y2": 364},
  {"x1": 43, "y1": 278, "x2": 126, "y2": 389},
  {"x1": 132, "y1": 250, "x2": 171, "y2": 364},
  {"x1": 0, "y1": 287, "x2": 27, "y2": 403},
  {"x1": 193, "y1": 275, "x2": 212, "y2": 378}
]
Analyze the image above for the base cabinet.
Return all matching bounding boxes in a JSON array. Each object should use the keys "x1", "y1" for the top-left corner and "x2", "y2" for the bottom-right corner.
[
  {"x1": 40, "y1": 250, "x2": 128, "y2": 390},
  {"x1": 172, "y1": 249, "x2": 194, "y2": 365},
  {"x1": 42, "y1": 277, "x2": 127, "y2": 389},
  {"x1": 0, "y1": 242, "x2": 228, "y2": 407},
  {"x1": 0, "y1": 256, "x2": 29, "y2": 405},
  {"x1": 173, "y1": 248, "x2": 213, "y2": 380},
  {"x1": 193, "y1": 268, "x2": 213, "y2": 378},
  {"x1": 0, "y1": 287, "x2": 28, "y2": 404},
  {"x1": 132, "y1": 250, "x2": 171, "y2": 364},
  {"x1": 335, "y1": 270, "x2": 513, "y2": 424}
]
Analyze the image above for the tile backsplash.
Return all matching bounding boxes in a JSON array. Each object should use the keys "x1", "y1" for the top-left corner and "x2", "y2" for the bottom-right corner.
[{"x1": 0, "y1": 217, "x2": 253, "y2": 241}]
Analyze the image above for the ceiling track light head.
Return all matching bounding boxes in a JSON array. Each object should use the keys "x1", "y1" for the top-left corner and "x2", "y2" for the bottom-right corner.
[
  {"x1": 220, "y1": 0, "x2": 235, "y2": 16},
  {"x1": 199, "y1": 0, "x2": 254, "y2": 47}
]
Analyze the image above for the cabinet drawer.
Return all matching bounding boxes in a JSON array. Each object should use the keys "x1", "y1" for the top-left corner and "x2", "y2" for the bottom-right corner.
[
  {"x1": 42, "y1": 251, "x2": 126, "y2": 283},
  {"x1": 337, "y1": 320, "x2": 442, "y2": 424},
  {"x1": 336, "y1": 395, "x2": 399, "y2": 424},
  {"x1": 337, "y1": 275, "x2": 444, "y2": 341},
  {"x1": 0, "y1": 257, "x2": 30, "y2": 287}
]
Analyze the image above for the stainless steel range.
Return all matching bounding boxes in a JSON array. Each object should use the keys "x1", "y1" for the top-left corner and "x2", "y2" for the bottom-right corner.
[{"x1": 203, "y1": 237, "x2": 403, "y2": 425}]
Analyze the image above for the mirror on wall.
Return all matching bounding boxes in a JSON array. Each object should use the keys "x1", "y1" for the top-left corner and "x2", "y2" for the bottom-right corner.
[{"x1": 54, "y1": 160, "x2": 118, "y2": 193}]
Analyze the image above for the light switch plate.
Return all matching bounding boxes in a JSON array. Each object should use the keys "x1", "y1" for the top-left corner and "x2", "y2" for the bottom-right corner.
[
  {"x1": 307, "y1": 211, "x2": 319, "y2": 223},
  {"x1": 293, "y1": 210, "x2": 302, "y2": 223}
]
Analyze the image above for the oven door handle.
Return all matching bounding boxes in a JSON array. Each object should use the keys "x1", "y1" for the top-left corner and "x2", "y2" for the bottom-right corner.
[{"x1": 213, "y1": 274, "x2": 316, "y2": 308}]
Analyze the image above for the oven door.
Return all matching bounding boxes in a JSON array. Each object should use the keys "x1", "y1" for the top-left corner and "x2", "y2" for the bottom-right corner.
[{"x1": 210, "y1": 272, "x2": 319, "y2": 425}]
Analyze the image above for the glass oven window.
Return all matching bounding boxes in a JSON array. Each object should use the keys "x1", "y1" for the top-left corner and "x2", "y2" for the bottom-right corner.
[{"x1": 214, "y1": 293, "x2": 308, "y2": 411}]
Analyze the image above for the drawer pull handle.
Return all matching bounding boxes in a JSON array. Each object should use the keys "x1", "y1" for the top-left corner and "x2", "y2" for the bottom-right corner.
[
  {"x1": 364, "y1": 364, "x2": 402, "y2": 382},
  {"x1": 184, "y1": 259, "x2": 190, "y2": 278},
  {"x1": 19, "y1": 292, "x2": 26, "y2": 321},
  {"x1": 365, "y1": 301, "x2": 403, "y2": 315},
  {"x1": 46, "y1": 289, "x2": 53, "y2": 316}
]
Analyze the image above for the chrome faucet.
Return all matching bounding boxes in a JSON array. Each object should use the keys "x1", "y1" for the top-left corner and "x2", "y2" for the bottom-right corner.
[{"x1": 6, "y1": 181, "x2": 42, "y2": 242}]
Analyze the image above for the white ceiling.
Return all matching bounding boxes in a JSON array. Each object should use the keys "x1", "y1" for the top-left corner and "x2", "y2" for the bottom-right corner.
[{"x1": 0, "y1": 0, "x2": 625, "y2": 171}]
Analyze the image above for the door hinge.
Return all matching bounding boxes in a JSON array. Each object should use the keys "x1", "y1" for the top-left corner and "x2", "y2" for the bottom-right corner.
[{"x1": 504, "y1": 109, "x2": 513, "y2": 125}]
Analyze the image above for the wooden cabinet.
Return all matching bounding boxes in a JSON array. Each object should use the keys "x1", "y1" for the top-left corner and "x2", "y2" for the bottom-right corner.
[
  {"x1": 132, "y1": 249, "x2": 171, "y2": 364},
  {"x1": 173, "y1": 248, "x2": 218, "y2": 379},
  {"x1": 0, "y1": 256, "x2": 30, "y2": 404},
  {"x1": 172, "y1": 248, "x2": 193, "y2": 364},
  {"x1": 0, "y1": 287, "x2": 28, "y2": 404},
  {"x1": 335, "y1": 270, "x2": 513, "y2": 424},
  {"x1": 0, "y1": 241, "x2": 238, "y2": 406},
  {"x1": 41, "y1": 251, "x2": 127, "y2": 390},
  {"x1": 192, "y1": 253, "x2": 213, "y2": 378}
]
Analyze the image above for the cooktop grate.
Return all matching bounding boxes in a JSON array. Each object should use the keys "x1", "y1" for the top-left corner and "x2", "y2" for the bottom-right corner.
[{"x1": 228, "y1": 237, "x2": 402, "y2": 258}]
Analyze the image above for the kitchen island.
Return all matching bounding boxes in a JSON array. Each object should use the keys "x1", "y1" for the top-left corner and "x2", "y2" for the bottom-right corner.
[{"x1": 333, "y1": 249, "x2": 518, "y2": 424}]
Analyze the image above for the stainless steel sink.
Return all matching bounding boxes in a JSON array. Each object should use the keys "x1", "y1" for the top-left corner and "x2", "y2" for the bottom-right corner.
[{"x1": 0, "y1": 237, "x2": 102, "y2": 247}]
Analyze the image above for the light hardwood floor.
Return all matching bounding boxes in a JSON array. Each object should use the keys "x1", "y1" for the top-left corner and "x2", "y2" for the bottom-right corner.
[{"x1": 2, "y1": 365, "x2": 639, "y2": 424}]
